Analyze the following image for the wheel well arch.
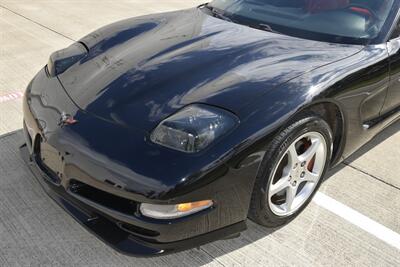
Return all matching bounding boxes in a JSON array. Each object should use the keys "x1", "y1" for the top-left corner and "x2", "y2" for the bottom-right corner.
[{"x1": 297, "y1": 101, "x2": 346, "y2": 166}]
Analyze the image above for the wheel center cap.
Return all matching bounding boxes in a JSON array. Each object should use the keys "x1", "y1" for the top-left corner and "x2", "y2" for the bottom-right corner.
[{"x1": 293, "y1": 165, "x2": 302, "y2": 178}]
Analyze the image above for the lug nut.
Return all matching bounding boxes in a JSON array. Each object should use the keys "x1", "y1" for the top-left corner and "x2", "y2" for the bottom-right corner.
[
  {"x1": 292, "y1": 181, "x2": 297, "y2": 186},
  {"x1": 300, "y1": 172, "x2": 305, "y2": 178},
  {"x1": 301, "y1": 161, "x2": 306, "y2": 167},
  {"x1": 293, "y1": 163, "x2": 298, "y2": 169}
]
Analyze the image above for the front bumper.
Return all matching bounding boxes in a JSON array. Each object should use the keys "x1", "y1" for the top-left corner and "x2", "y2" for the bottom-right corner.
[
  {"x1": 20, "y1": 143, "x2": 245, "y2": 256},
  {"x1": 20, "y1": 68, "x2": 262, "y2": 256}
]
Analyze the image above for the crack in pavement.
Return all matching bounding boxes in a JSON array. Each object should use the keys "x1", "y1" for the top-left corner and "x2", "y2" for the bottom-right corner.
[
  {"x1": 344, "y1": 162, "x2": 400, "y2": 191},
  {"x1": 0, "y1": 4, "x2": 76, "y2": 42}
]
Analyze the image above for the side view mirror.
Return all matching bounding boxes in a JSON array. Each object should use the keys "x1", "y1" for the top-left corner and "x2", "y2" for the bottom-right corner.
[{"x1": 387, "y1": 37, "x2": 400, "y2": 56}]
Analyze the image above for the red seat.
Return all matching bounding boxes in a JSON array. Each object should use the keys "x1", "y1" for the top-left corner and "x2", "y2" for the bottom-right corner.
[{"x1": 305, "y1": 0, "x2": 349, "y2": 13}]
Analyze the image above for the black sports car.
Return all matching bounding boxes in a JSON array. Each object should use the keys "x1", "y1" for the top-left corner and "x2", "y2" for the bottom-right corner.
[{"x1": 21, "y1": 0, "x2": 400, "y2": 256}]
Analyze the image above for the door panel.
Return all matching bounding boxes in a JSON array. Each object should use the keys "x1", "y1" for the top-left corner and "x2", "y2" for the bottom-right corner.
[{"x1": 382, "y1": 21, "x2": 400, "y2": 114}]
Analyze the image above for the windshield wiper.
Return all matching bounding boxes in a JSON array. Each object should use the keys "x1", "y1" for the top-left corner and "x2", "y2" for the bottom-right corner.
[
  {"x1": 203, "y1": 4, "x2": 232, "y2": 22},
  {"x1": 201, "y1": 4, "x2": 281, "y2": 35},
  {"x1": 252, "y1": 23, "x2": 281, "y2": 34}
]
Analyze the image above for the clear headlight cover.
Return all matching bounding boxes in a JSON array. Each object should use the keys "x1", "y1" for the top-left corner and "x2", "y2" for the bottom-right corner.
[{"x1": 150, "y1": 105, "x2": 238, "y2": 153}]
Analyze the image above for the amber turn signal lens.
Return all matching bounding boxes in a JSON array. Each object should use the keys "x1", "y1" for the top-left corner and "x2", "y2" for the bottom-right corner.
[
  {"x1": 140, "y1": 200, "x2": 214, "y2": 219},
  {"x1": 177, "y1": 200, "x2": 213, "y2": 212}
]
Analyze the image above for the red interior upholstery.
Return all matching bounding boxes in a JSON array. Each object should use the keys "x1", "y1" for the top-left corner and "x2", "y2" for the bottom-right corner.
[
  {"x1": 305, "y1": 0, "x2": 350, "y2": 13},
  {"x1": 349, "y1": 6, "x2": 372, "y2": 16}
]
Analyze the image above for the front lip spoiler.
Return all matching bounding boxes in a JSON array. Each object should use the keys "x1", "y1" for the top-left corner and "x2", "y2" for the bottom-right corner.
[{"x1": 20, "y1": 143, "x2": 246, "y2": 257}]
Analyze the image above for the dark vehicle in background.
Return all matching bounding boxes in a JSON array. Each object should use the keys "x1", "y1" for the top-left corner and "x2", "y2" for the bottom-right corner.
[{"x1": 21, "y1": 0, "x2": 400, "y2": 256}]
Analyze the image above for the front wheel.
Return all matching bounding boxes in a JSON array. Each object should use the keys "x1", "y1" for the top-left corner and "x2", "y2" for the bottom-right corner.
[{"x1": 249, "y1": 113, "x2": 332, "y2": 227}]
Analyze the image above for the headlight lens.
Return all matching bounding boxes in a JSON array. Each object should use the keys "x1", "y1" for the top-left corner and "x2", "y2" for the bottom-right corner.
[
  {"x1": 150, "y1": 105, "x2": 238, "y2": 153},
  {"x1": 140, "y1": 200, "x2": 213, "y2": 219}
]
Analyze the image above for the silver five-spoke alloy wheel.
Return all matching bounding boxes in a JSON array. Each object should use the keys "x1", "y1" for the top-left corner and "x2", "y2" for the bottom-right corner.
[{"x1": 268, "y1": 131, "x2": 327, "y2": 216}]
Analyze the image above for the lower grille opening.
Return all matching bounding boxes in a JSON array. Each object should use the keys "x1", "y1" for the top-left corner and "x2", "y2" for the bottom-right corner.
[
  {"x1": 118, "y1": 222, "x2": 159, "y2": 237},
  {"x1": 69, "y1": 180, "x2": 160, "y2": 237},
  {"x1": 69, "y1": 180, "x2": 138, "y2": 215}
]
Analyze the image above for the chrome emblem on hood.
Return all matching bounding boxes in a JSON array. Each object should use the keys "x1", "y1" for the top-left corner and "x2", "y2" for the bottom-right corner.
[{"x1": 59, "y1": 112, "x2": 78, "y2": 127}]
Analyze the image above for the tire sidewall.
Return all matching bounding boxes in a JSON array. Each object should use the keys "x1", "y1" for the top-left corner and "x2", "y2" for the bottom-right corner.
[{"x1": 253, "y1": 115, "x2": 333, "y2": 226}]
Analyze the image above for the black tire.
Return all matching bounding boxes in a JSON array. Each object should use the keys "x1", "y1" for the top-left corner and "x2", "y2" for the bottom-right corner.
[{"x1": 248, "y1": 112, "x2": 333, "y2": 227}]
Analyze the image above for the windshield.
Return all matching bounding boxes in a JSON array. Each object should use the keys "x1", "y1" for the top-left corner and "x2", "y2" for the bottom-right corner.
[{"x1": 205, "y1": 0, "x2": 397, "y2": 44}]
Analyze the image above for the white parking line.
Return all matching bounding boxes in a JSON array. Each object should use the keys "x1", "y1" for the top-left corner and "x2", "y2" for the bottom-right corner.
[
  {"x1": 313, "y1": 192, "x2": 400, "y2": 250},
  {"x1": 0, "y1": 91, "x2": 24, "y2": 103}
]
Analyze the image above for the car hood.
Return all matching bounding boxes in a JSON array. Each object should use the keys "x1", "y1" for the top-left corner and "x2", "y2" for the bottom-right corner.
[{"x1": 58, "y1": 7, "x2": 362, "y2": 132}]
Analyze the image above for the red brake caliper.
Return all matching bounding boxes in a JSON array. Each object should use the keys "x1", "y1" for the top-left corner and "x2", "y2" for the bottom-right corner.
[{"x1": 303, "y1": 138, "x2": 316, "y2": 172}]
